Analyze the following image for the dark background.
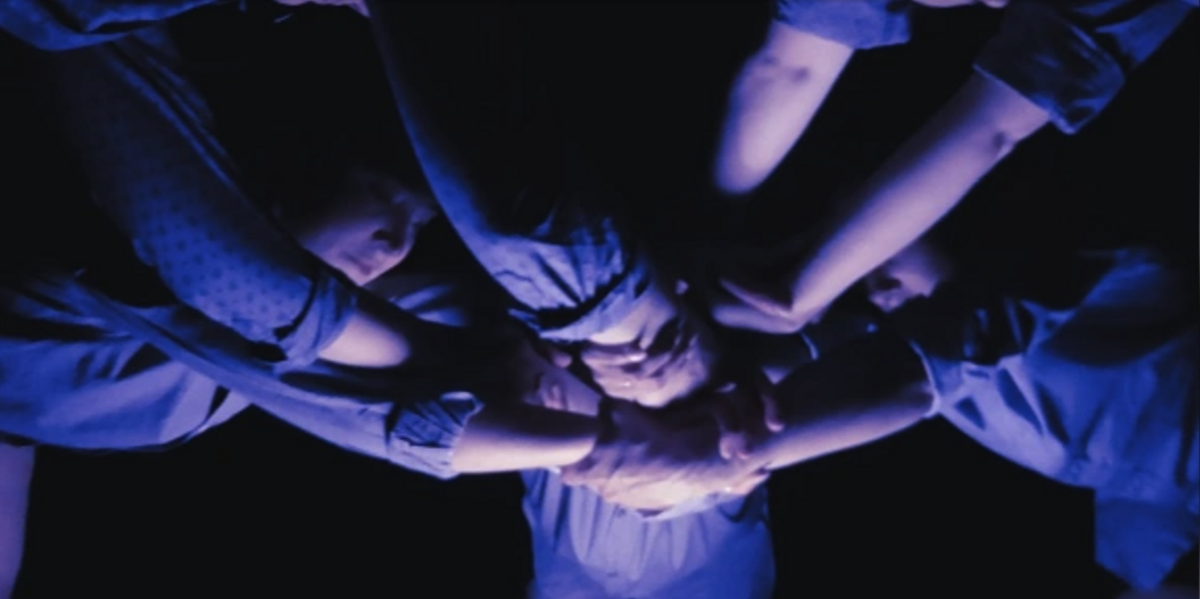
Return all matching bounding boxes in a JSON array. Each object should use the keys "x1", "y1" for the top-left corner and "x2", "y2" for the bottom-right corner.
[{"x1": 9, "y1": 2, "x2": 1198, "y2": 597}]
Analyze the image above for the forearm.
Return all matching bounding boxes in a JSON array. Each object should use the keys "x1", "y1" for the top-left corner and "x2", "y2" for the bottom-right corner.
[
  {"x1": 316, "y1": 301, "x2": 412, "y2": 368},
  {"x1": 712, "y1": 24, "x2": 854, "y2": 197},
  {"x1": 789, "y1": 73, "x2": 1050, "y2": 312},
  {"x1": 0, "y1": 444, "x2": 33, "y2": 598},
  {"x1": 752, "y1": 332, "x2": 933, "y2": 470},
  {"x1": 451, "y1": 403, "x2": 601, "y2": 473}
]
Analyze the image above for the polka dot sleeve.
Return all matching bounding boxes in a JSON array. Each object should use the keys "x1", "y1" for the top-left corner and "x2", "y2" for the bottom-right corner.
[{"x1": 36, "y1": 25, "x2": 355, "y2": 364}]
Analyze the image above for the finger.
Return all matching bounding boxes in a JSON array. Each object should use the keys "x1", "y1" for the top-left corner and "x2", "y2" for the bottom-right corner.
[
  {"x1": 579, "y1": 344, "x2": 649, "y2": 368},
  {"x1": 544, "y1": 383, "x2": 566, "y2": 412},
  {"x1": 558, "y1": 461, "x2": 589, "y2": 486},
  {"x1": 720, "y1": 382, "x2": 768, "y2": 459},
  {"x1": 719, "y1": 276, "x2": 793, "y2": 319},
  {"x1": 708, "y1": 395, "x2": 745, "y2": 460},
  {"x1": 755, "y1": 375, "x2": 785, "y2": 433},
  {"x1": 711, "y1": 296, "x2": 804, "y2": 334},
  {"x1": 548, "y1": 346, "x2": 574, "y2": 368},
  {"x1": 589, "y1": 372, "x2": 641, "y2": 399}
]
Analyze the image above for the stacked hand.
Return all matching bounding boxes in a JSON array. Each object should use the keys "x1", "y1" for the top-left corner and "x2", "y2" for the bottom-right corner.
[
  {"x1": 705, "y1": 234, "x2": 832, "y2": 335},
  {"x1": 558, "y1": 379, "x2": 782, "y2": 512}
]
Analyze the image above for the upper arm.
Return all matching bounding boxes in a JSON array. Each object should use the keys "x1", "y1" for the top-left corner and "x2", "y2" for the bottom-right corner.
[{"x1": 38, "y1": 26, "x2": 355, "y2": 365}]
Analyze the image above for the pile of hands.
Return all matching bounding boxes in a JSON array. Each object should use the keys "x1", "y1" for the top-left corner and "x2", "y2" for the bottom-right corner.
[
  {"x1": 563, "y1": 380, "x2": 784, "y2": 513},
  {"x1": 525, "y1": 339, "x2": 787, "y2": 514}
]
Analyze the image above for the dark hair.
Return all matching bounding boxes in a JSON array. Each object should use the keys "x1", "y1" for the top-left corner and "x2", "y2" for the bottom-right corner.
[
  {"x1": 191, "y1": 9, "x2": 430, "y2": 222},
  {"x1": 251, "y1": 105, "x2": 430, "y2": 223}
]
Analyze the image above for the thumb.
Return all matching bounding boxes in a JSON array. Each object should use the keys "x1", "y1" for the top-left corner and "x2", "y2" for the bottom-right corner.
[
  {"x1": 719, "y1": 275, "x2": 794, "y2": 319},
  {"x1": 727, "y1": 469, "x2": 770, "y2": 496}
]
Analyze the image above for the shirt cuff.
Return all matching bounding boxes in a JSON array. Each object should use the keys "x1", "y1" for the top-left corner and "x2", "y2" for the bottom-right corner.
[
  {"x1": 773, "y1": 0, "x2": 912, "y2": 50},
  {"x1": 509, "y1": 250, "x2": 654, "y2": 343},
  {"x1": 974, "y1": 1, "x2": 1192, "y2": 134},
  {"x1": 389, "y1": 391, "x2": 485, "y2": 480},
  {"x1": 274, "y1": 269, "x2": 357, "y2": 368}
]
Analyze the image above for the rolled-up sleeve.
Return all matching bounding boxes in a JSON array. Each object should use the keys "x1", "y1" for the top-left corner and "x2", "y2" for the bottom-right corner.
[
  {"x1": 33, "y1": 25, "x2": 355, "y2": 365},
  {"x1": 66, "y1": 274, "x2": 486, "y2": 480},
  {"x1": 0, "y1": 0, "x2": 217, "y2": 50},
  {"x1": 251, "y1": 374, "x2": 485, "y2": 480},
  {"x1": 773, "y1": 0, "x2": 912, "y2": 49},
  {"x1": 975, "y1": 0, "x2": 1194, "y2": 134}
]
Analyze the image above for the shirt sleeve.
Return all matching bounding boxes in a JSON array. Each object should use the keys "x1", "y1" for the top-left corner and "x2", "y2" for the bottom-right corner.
[
  {"x1": 35, "y1": 25, "x2": 355, "y2": 366},
  {"x1": 65, "y1": 272, "x2": 485, "y2": 480},
  {"x1": 0, "y1": 0, "x2": 219, "y2": 50},
  {"x1": 974, "y1": 0, "x2": 1194, "y2": 133},
  {"x1": 773, "y1": 0, "x2": 913, "y2": 49},
  {"x1": 366, "y1": 1, "x2": 654, "y2": 343}
]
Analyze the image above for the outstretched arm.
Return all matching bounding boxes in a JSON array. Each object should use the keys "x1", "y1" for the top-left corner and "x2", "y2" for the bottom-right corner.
[
  {"x1": 720, "y1": 72, "x2": 1049, "y2": 331},
  {"x1": 718, "y1": 0, "x2": 1195, "y2": 333},
  {"x1": 751, "y1": 331, "x2": 933, "y2": 471}
]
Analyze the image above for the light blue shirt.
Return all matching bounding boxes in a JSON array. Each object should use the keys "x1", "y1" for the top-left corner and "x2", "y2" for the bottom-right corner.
[{"x1": 893, "y1": 249, "x2": 1199, "y2": 589}]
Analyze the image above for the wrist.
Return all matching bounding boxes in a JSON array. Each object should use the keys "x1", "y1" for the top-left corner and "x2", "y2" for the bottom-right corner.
[{"x1": 567, "y1": 398, "x2": 617, "y2": 467}]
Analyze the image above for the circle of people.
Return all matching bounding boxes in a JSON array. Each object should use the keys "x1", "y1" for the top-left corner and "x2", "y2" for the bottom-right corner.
[{"x1": 0, "y1": 1, "x2": 1196, "y2": 598}]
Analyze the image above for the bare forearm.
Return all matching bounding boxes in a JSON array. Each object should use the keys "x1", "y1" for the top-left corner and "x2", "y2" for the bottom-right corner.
[
  {"x1": 713, "y1": 24, "x2": 854, "y2": 197},
  {"x1": 752, "y1": 333, "x2": 933, "y2": 470},
  {"x1": 318, "y1": 292, "x2": 469, "y2": 369},
  {"x1": 450, "y1": 403, "x2": 601, "y2": 473},
  {"x1": 789, "y1": 73, "x2": 1050, "y2": 313},
  {"x1": 316, "y1": 306, "x2": 411, "y2": 368}
]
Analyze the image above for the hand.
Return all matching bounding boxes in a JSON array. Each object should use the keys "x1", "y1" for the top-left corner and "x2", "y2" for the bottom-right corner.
[
  {"x1": 472, "y1": 332, "x2": 590, "y2": 414},
  {"x1": 703, "y1": 234, "x2": 830, "y2": 334},
  {"x1": 708, "y1": 252, "x2": 833, "y2": 334},
  {"x1": 579, "y1": 297, "x2": 718, "y2": 408},
  {"x1": 696, "y1": 374, "x2": 785, "y2": 461},
  {"x1": 560, "y1": 400, "x2": 770, "y2": 511}
]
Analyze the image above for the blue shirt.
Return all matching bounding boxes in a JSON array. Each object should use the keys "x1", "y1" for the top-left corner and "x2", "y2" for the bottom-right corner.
[
  {"x1": 365, "y1": 0, "x2": 654, "y2": 343},
  {"x1": 0, "y1": 21, "x2": 485, "y2": 480},
  {"x1": 892, "y1": 249, "x2": 1199, "y2": 589}
]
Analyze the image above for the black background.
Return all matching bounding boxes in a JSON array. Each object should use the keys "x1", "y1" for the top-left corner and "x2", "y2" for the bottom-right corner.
[{"x1": 9, "y1": 2, "x2": 1198, "y2": 597}]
